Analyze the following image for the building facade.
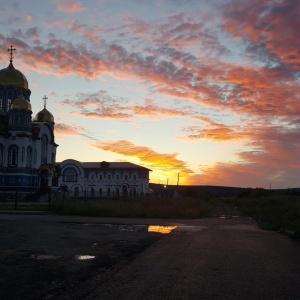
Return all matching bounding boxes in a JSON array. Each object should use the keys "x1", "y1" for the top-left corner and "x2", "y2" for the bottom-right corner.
[
  {"x1": 0, "y1": 46, "x2": 59, "y2": 199},
  {"x1": 59, "y1": 159, "x2": 151, "y2": 198},
  {"x1": 0, "y1": 46, "x2": 151, "y2": 199}
]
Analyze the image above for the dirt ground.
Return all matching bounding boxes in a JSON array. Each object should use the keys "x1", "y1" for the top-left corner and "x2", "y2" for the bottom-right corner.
[{"x1": 0, "y1": 212, "x2": 165, "y2": 300}]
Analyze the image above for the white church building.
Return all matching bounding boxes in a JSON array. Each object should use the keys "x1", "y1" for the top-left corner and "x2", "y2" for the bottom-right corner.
[
  {"x1": 59, "y1": 160, "x2": 151, "y2": 198},
  {"x1": 0, "y1": 46, "x2": 151, "y2": 200}
]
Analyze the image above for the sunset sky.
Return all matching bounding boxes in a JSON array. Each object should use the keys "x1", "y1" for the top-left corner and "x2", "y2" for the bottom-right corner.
[{"x1": 0, "y1": 0, "x2": 299, "y2": 188}]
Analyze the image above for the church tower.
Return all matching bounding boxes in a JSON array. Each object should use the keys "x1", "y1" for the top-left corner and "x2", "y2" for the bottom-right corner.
[{"x1": 0, "y1": 46, "x2": 59, "y2": 199}]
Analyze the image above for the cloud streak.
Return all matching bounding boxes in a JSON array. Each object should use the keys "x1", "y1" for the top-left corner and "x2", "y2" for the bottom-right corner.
[{"x1": 1, "y1": 0, "x2": 300, "y2": 188}]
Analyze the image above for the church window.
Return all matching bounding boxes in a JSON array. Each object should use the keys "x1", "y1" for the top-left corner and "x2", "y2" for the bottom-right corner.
[
  {"x1": 74, "y1": 187, "x2": 79, "y2": 197},
  {"x1": 8, "y1": 145, "x2": 18, "y2": 167},
  {"x1": 116, "y1": 174, "x2": 120, "y2": 180},
  {"x1": 99, "y1": 188, "x2": 102, "y2": 196},
  {"x1": 99, "y1": 174, "x2": 103, "y2": 180},
  {"x1": 26, "y1": 114, "x2": 30, "y2": 126},
  {"x1": 108, "y1": 174, "x2": 111, "y2": 180},
  {"x1": 41, "y1": 134, "x2": 48, "y2": 163},
  {"x1": 51, "y1": 153, "x2": 55, "y2": 164},
  {"x1": 22, "y1": 147, "x2": 25, "y2": 162},
  {"x1": 89, "y1": 172, "x2": 96, "y2": 181},
  {"x1": 0, "y1": 145, "x2": 3, "y2": 166},
  {"x1": 125, "y1": 174, "x2": 128, "y2": 180},
  {"x1": 65, "y1": 169, "x2": 76, "y2": 182},
  {"x1": 20, "y1": 113, "x2": 25, "y2": 125},
  {"x1": 133, "y1": 174, "x2": 137, "y2": 180},
  {"x1": 26, "y1": 146, "x2": 32, "y2": 168},
  {"x1": 7, "y1": 98, "x2": 11, "y2": 111}
]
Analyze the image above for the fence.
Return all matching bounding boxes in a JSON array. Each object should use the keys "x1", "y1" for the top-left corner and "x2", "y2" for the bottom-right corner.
[
  {"x1": 64, "y1": 190, "x2": 146, "y2": 199},
  {"x1": 0, "y1": 191, "x2": 51, "y2": 211}
]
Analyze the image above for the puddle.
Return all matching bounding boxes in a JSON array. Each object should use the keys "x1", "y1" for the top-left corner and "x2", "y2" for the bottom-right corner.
[
  {"x1": 148, "y1": 225, "x2": 177, "y2": 234},
  {"x1": 30, "y1": 254, "x2": 60, "y2": 260},
  {"x1": 85, "y1": 223, "x2": 177, "y2": 234},
  {"x1": 74, "y1": 255, "x2": 95, "y2": 260}
]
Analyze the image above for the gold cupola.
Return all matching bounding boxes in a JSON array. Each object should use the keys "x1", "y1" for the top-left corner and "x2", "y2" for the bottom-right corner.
[
  {"x1": 11, "y1": 94, "x2": 32, "y2": 111},
  {"x1": 0, "y1": 46, "x2": 28, "y2": 89},
  {"x1": 34, "y1": 95, "x2": 55, "y2": 125}
]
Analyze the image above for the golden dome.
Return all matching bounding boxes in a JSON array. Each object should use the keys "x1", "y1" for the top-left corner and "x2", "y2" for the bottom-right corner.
[
  {"x1": 35, "y1": 107, "x2": 55, "y2": 124},
  {"x1": 0, "y1": 62, "x2": 28, "y2": 89},
  {"x1": 11, "y1": 95, "x2": 32, "y2": 111}
]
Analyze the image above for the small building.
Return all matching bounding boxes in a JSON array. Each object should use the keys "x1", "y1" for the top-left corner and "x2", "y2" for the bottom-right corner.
[{"x1": 59, "y1": 159, "x2": 151, "y2": 198}]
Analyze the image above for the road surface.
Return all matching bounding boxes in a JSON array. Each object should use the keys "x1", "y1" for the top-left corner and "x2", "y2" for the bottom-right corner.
[{"x1": 1, "y1": 203, "x2": 299, "y2": 300}]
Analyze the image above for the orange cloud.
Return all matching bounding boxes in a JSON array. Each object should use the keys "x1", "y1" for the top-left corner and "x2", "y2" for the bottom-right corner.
[
  {"x1": 91, "y1": 140, "x2": 193, "y2": 183},
  {"x1": 60, "y1": 92, "x2": 197, "y2": 121},
  {"x1": 55, "y1": 123, "x2": 90, "y2": 139}
]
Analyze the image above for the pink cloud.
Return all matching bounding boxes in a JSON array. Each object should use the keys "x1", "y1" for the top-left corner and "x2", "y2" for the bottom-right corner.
[{"x1": 53, "y1": 0, "x2": 86, "y2": 14}]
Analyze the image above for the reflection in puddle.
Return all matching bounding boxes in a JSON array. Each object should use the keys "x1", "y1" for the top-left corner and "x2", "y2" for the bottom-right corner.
[
  {"x1": 30, "y1": 254, "x2": 60, "y2": 260},
  {"x1": 148, "y1": 225, "x2": 177, "y2": 234},
  {"x1": 85, "y1": 223, "x2": 177, "y2": 234},
  {"x1": 75, "y1": 255, "x2": 95, "y2": 260}
]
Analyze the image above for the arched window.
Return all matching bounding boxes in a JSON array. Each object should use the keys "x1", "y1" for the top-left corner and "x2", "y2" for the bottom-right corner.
[
  {"x1": 26, "y1": 146, "x2": 32, "y2": 168},
  {"x1": 89, "y1": 171, "x2": 96, "y2": 181},
  {"x1": 51, "y1": 152, "x2": 55, "y2": 164},
  {"x1": 22, "y1": 147, "x2": 25, "y2": 162},
  {"x1": 74, "y1": 187, "x2": 79, "y2": 197},
  {"x1": 8, "y1": 145, "x2": 18, "y2": 167},
  {"x1": 41, "y1": 134, "x2": 48, "y2": 163},
  {"x1": 7, "y1": 98, "x2": 11, "y2": 111},
  {"x1": 64, "y1": 168, "x2": 76, "y2": 182},
  {"x1": 0, "y1": 145, "x2": 3, "y2": 167}
]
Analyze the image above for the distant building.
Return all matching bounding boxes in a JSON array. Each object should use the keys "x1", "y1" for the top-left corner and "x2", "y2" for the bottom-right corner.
[
  {"x1": 0, "y1": 46, "x2": 151, "y2": 200},
  {"x1": 59, "y1": 159, "x2": 151, "y2": 197}
]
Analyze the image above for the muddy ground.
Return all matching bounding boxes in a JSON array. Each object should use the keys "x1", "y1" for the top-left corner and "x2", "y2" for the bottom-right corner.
[{"x1": 0, "y1": 213, "x2": 166, "y2": 299}]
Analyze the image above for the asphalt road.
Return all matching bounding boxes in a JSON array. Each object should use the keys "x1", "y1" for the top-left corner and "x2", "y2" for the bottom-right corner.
[{"x1": 1, "y1": 203, "x2": 299, "y2": 300}]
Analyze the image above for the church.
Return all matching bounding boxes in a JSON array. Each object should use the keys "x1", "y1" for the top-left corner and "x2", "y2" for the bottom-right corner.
[{"x1": 0, "y1": 46, "x2": 151, "y2": 200}]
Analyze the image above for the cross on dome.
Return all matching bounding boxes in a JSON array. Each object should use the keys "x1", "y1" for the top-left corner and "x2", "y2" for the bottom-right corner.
[
  {"x1": 7, "y1": 45, "x2": 16, "y2": 63},
  {"x1": 43, "y1": 95, "x2": 48, "y2": 108}
]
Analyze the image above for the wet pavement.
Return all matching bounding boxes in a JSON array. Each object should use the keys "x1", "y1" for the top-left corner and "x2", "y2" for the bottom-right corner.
[{"x1": 1, "y1": 205, "x2": 300, "y2": 299}]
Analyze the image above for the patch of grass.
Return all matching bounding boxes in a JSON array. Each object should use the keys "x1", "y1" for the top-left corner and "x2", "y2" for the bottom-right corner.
[
  {"x1": 52, "y1": 196, "x2": 213, "y2": 219},
  {"x1": 0, "y1": 204, "x2": 50, "y2": 211},
  {"x1": 227, "y1": 195, "x2": 300, "y2": 231}
]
